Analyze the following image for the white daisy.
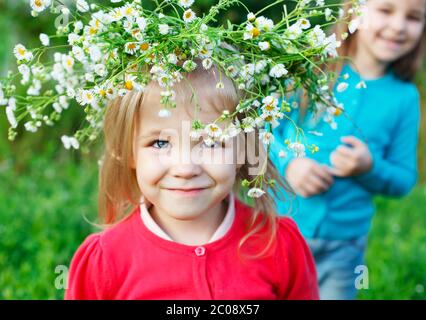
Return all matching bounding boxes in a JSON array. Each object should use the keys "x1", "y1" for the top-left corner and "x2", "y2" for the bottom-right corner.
[
  {"x1": 61, "y1": 135, "x2": 80, "y2": 150},
  {"x1": 325, "y1": 8, "x2": 333, "y2": 21},
  {"x1": 179, "y1": 0, "x2": 194, "y2": 8},
  {"x1": 72, "y1": 46, "x2": 85, "y2": 62},
  {"x1": 298, "y1": 18, "x2": 311, "y2": 30},
  {"x1": 39, "y1": 33, "x2": 50, "y2": 46},
  {"x1": 258, "y1": 41, "x2": 270, "y2": 51},
  {"x1": 182, "y1": 60, "x2": 197, "y2": 72},
  {"x1": 76, "y1": 89, "x2": 95, "y2": 106},
  {"x1": 136, "y1": 17, "x2": 147, "y2": 31},
  {"x1": 124, "y1": 42, "x2": 139, "y2": 55},
  {"x1": 94, "y1": 64, "x2": 107, "y2": 77},
  {"x1": 285, "y1": 23, "x2": 303, "y2": 40},
  {"x1": 259, "y1": 131, "x2": 274, "y2": 145},
  {"x1": 24, "y1": 122, "x2": 38, "y2": 132},
  {"x1": 158, "y1": 24, "x2": 170, "y2": 35},
  {"x1": 247, "y1": 188, "x2": 265, "y2": 198},
  {"x1": 356, "y1": 81, "x2": 367, "y2": 89},
  {"x1": 6, "y1": 106, "x2": 17, "y2": 128},
  {"x1": 67, "y1": 33, "x2": 80, "y2": 45},
  {"x1": 242, "y1": 117, "x2": 255, "y2": 133},
  {"x1": 13, "y1": 44, "x2": 33, "y2": 62},
  {"x1": 243, "y1": 23, "x2": 260, "y2": 40},
  {"x1": 336, "y1": 82, "x2": 349, "y2": 93},
  {"x1": 255, "y1": 16, "x2": 274, "y2": 31},
  {"x1": 74, "y1": 21, "x2": 84, "y2": 33},
  {"x1": 121, "y1": 4, "x2": 137, "y2": 19},
  {"x1": 76, "y1": 0, "x2": 90, "y2": 13},
  {"x1": 30, "y1": 0, "x2": 51, "y2": 13},
  {"x1": 288, "y1": 142, "x2": 306, "y2": 158},
  {"x1": 204, "y1": 123, "x2": 222, "y2": 138},
  {"x1": 247, "y1": 12, "x2": 256, "y2": 22},
  {"x1": 269, "y1": 64, "x2": 288, "y2": 78},
  {"x1": 0, "y1": 87, "x2": 7, "y2": 106},
  {"x1": 18, "y1": 64, "x2": 31, "y2": 84},
  {"x1": 88, "y1": 45, "x2": 102, "y2": 62},
  {"x1": 62, "y1": 55, "x2": 75, "y2": 73},
  {"x1": 349, "y1": 18, "x2": 360, "y2": 34},
  {"x1": 183, "y1": 9, "x2": 196, "y2": 23},
  {"x1": 202, "y1": 58, "x2": 213, "y2": 70}
]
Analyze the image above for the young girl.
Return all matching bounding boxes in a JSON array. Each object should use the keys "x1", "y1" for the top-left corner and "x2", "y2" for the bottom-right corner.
[
  {"x1": 270, "y1": 0, "x2": 425, "y2": 300},
  {"x1": 64, "y1": 62, "x2": 319, "y2": 300}
]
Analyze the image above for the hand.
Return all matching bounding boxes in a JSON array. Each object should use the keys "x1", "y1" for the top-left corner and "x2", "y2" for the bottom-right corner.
[
  {"x1": 329, "y1": 136, "x2": 373, "y2": 177},
  {"x1": 286, "y1": 158, "x2": 334, "y2": 198}
]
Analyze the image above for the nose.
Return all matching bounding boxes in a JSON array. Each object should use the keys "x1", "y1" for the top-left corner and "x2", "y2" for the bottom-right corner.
[
  {"x1": 389, "y1": 14, "x2": 407, "y2": 34},
  {"x1": 169, "y1": 163, "x2": 203, "y2": 179}
]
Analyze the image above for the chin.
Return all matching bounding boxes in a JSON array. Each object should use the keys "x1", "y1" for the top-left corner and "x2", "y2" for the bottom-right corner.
[
  {"x1": 168, "y1": 210, "x2": 205, "y2": 221},
  {"x1": 375, "y1": 52, "x2": 404, "y2": 65}
]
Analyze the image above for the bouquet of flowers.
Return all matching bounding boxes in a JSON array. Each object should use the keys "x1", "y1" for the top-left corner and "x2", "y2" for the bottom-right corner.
[{"x1": 0, "y1": 0, "x2": 363, "y2": 197}]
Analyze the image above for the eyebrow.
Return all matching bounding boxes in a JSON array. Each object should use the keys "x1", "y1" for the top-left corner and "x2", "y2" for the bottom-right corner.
[{"x1": 138, "y1": 129, "x2": 163, "y2": 140}]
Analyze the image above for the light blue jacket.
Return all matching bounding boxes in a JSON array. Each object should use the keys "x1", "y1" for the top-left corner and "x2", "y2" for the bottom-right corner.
[{"x1": 270, "y1": 64, "x2": 421, "y2": 240}]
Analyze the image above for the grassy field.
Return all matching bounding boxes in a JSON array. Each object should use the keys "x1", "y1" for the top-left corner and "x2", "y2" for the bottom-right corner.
[{"x1": 0, "y1": 0, "x2": 425, "y2": 300}]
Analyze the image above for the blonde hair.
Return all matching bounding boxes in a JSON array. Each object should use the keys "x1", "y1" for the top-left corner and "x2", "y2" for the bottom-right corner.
[
  {"x1": 332, "y1": 1, "x2": 426, "y2": 81},
  {"x1": 98, "y1": 60, "x2": 292, "y2": 257}
]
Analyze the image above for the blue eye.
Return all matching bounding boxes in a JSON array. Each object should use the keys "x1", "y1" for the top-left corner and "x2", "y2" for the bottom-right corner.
[{"x1": 152, "y1": 140, "x2": 170, "y2": 149}]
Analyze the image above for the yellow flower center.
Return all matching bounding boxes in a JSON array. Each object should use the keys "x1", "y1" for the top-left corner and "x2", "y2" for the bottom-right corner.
[
  {"x1": 89, "y1": 27, "x2": 98, "y2": 35},
  {"x1": 264, "y1": 115, "x2": 273, "y2": 122},
  {"x1": 140, "y1": 43, "x2": 149, "y2": 51},
  {"x1": 127, "y1": 43, "x2": 137, "y2": 51},
  {"x1": 35, "y1": 0, "x2": 43, "y2": 8},
  {"x1": 18, "y1": 47, "x2": 26, "y2": 56},
  {"x1": 125, "y1": 81, "x2": 134, "y2": 90},
  {"x1": 265, "y1": 104, "x2": 275, "y2": 111},
  {"x1": 251, "y1": 28, "x2": 260, "y2": 37}
]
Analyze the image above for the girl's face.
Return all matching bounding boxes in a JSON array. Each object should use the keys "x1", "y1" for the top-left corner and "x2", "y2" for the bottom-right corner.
[
  {"x1": 357, "y1": 0, "x2": 426, "y2": 65},
  {"x1": 133, "y1": 85, "x2": 242, "y2": 223}
]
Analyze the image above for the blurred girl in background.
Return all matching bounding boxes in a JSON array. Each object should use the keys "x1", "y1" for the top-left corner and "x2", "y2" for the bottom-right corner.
[{"x1": 271, "y1": 0, "x2": 425, "y2": 299}]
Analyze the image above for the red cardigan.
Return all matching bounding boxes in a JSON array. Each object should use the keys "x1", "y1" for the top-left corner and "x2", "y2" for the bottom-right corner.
[{"x1": 65, "y1": 200, "x2": 319, "y2": 300}]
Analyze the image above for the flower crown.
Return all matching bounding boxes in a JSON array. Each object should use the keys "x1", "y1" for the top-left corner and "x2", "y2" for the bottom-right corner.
[{"x1": 1, "y1": 0, "x2": 363, "y2": 198}]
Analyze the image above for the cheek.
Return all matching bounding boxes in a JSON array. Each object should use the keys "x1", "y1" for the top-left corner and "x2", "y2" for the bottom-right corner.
[
  {"x1": 135, "y1": 150, "x2": 166, "y2": 190},
  {"x1": 363, "y1": 8, "x2": 387, "y2": 33},
  {"x1": 407, "y1": 22, "x2": 425, "y2": 45},
  {"x1": 204, "y1": 163, "x2": 237, "y2": 189}
]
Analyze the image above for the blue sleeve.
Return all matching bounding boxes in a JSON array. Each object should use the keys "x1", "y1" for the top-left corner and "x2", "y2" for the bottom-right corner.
[{"x1": 354, "y1": 87, "x2": 420, "y2": 197}]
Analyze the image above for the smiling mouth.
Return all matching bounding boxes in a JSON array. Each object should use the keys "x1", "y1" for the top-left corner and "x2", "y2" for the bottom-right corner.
[
  {"x1": 164, "y1": 187, "x2": 209, "y2": 195},
  {"x1": 380, "y1": 36, "x2": 406, "y2": 46}
]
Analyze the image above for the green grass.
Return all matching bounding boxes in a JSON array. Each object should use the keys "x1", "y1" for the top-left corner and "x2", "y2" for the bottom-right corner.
[
  {"x1": 0, "y1": 154, "x2": 98, "y2": 300},
  {"x1": 358, "y1": 187, "x2": 426, "y2": 300}
]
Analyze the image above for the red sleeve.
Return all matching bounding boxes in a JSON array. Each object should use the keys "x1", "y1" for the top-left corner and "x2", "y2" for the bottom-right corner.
[
  {"x1": 64, "y1": 233, "x2": 113, "y2": 300},
  {"x1": 275, "y1": 218, "x2": 319, "y2": 300}
]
